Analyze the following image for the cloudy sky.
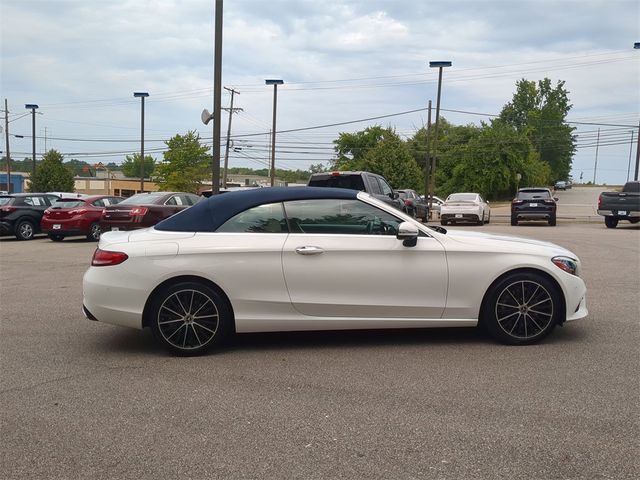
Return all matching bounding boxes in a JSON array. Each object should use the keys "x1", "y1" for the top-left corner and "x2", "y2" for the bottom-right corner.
[{"x1": 1, "y1": 0, "x2": 639, "y2": 184}]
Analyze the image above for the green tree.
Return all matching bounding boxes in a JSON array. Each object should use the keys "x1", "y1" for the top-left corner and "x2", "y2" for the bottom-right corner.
[
  {"x1": 439, "y1": 120, "x2": 549, "y2": 199},
  {"x1": 121, "y1": 153, "x2": 155, "y2": 178},
  {"x1": 153, "y1": 131, "x2": 210, "y2": 193},
  {"x1": 332, "y1": 126, "x2": 422, "y2": 189},
  {"x1": 332, "y1": 126, "x2": 394, "y2": 170},
  {"x1": 361, "y1": 135, "x2": 423, "y2": 190},
  {"x1": 499, "y1": 78, "x2": 575, "y2": 181},
  {"x1": 28, "y1": 149, "x2": 75, "y2": 192}
]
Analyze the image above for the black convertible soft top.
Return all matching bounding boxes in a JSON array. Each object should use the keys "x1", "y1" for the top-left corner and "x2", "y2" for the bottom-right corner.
[{"x1": 154, "y1": 186, "x2": 359, "y2": 232}]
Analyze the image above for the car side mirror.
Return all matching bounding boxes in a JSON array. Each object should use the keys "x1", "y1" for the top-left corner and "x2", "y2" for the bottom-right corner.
[
  {"x1": 392, "y1": 192, "x2": 399, "y2": 199},
  {"x1": 554, "y1": 197, "x2": 559, "y2": 201},
  {"x1": 396, "y1": 221, "x2": 418, "y2": 247}
]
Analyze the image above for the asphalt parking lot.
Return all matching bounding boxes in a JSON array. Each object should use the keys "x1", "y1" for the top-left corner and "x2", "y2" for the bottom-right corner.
[{"x1": 1, "y1": 195, "x2": 639, "y2": 479}]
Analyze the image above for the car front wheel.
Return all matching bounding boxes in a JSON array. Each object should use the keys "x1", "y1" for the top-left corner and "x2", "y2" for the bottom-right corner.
[
  {"x1": 481, "y1": 272, "x2": 559, "y2": 345},
  {"x1": 15, "y1": 220, "x2": 35, "y2": 240},
  {"x1": 149, "y1": 281, "x2": 231, "y2": 355}
]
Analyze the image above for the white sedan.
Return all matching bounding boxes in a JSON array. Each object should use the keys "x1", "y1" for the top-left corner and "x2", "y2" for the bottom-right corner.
[
  {"x1": 83, "y1": 187, "x2": 587, "y2": 355},
  {"x1": 440, "y1": 192, "x2": 490, "y2": 225}
]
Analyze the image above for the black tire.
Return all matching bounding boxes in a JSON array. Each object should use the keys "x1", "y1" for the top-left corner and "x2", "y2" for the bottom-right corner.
[
  {"x1": 440, "y1": 220, "x2": 448, "y2": 226},
  {"x1": 149, "y1": 281, "x2": 232, "y2": 356},
  {"x1": 548, "y1": 215, "x2": 557, "y2": 227},
  {"x1": 511, "y1": 216, "x2": 518, "y2": 226},
  {"x1": 48, "y1": 234, "x2": 64, "y2": 242},
  {"x1": 604, "y1": 216, "x2": 618, "y2": 229},
  {"x1": 485, "y1": 212, "x2": 491, "y2": 224},
  {"x1": 15, "y1": 220, "x2": 35, "y2": 240},
  {"x1": 87, "y1": 222, "x2": 101, "y2": 241},
  {"x1": 481, "y1": 271, "x2": 560, "y2": 345},
  {"x1": 629, "y1": 218, "x2": 639, "y2": 224}
]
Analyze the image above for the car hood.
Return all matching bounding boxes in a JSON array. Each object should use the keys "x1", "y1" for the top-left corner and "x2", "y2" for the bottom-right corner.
[{"x1": 440, "y1": 228, "x2": 575, "y2": 257}]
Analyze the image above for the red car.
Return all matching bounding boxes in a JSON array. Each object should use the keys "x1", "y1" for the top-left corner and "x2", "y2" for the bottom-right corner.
[
  {"x1": 99, "y1": 192, "x2": 201, "y2": 232},
  {"x1": 41, "y1": 195, "x2": 124, "y2": 241}
]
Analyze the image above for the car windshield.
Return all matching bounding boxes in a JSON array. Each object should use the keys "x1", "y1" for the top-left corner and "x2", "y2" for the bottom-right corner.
[
  {"x1": 52, "y1": 200, "x2": 85, "y2": 208},
  {"x1": 0, "y1": 197, "x2": 12, "y2": 206},
  {"x1": 447, "y1": 193, "x2": 477, "y2": 202},
  {"x1": 518, "y1": 190, "x2": 551, "y2": 199},
  {"x1": 119, "y1": 192, "x2": 167, "y2": 205}
]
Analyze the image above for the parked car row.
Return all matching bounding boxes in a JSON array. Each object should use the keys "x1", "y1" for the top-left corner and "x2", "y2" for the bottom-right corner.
[{"x1": 0, "y1": 191, "x2": 203, "y2": 241}]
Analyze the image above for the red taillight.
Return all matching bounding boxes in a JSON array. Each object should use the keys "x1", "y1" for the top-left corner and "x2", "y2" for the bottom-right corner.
[
  {"x1": 598, "y1": 194, "x2": 602, "y2": 209},
  {"x1": 330, "y1": 171, "x2": 342, "y2": 177},
  {"x1": 69, "y1": 208, "x2": 88, "y2": 215},
  {"x1": 130, "y1": 207, "x2": 148, "y2": 216},
  {"x1": 404, "y1": 200, "x2": 411, "y2": 206},
  {"x1": 1, "y1": 206, "x2": 16, "y2": 213},
  {"x1": 543, "y1": 199, "x2": 556, "y2": 205},
  {"x1": 91, "y1": 249, "x2": 128, "y2": 266},
  {"x1": 512, "y1": 200, "x2": 524, "y2": 205}
]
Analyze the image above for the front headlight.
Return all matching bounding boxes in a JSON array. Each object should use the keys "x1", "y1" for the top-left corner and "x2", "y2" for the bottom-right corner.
[{"x1": 552, "y1": 256, "x2": 578, "y2": 276}]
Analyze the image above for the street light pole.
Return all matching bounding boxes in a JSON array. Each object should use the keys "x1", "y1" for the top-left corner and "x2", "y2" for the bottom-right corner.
[
  {"x1": 428, "y1": 61, "x2": 451, "y2": 207},
  {"x1": 265, "y1": 79, "x2": 283, "y2": 187},
  {"x1": 4, "y1": 99, "x2": 11, "y2": 193},
  {"x1": 25, "y1": 104, "x2": 39, "y2": 181},
  {"x1": 133, "y1": 92, "x2": 149, "y2": 192}
]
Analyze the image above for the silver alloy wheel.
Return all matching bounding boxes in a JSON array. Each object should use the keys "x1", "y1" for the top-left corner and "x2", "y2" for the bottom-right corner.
[
  {"x1": 157, "y1": 288, "x2": 220, "y2": 351},
  {"x1": 494, "y1": 280, "x2": 554, "y2": 340},
  {"x1": 89, "y1": 223, "x2": 101, "y2": 241},
  {"x1": 18, "y1": 221, "x2": 34, "y2": 240}
]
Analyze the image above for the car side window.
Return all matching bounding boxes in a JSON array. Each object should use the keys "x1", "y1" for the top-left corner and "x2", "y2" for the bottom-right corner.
[
  {"x1": 284, "y1": 199, "x2": 402, "y2": 235},
  {"x1": 217, "y1": 202, "x2": 287, "y2": 233},
  {"x1": 92, "y1": 199, "x2": 105, "y2": 207},
  {"x1": 366, "y1": 176, "x2": 382, "y2": 195},
  {"x1": 165, "y1": 196, "x2": 178, "y2": 206},
  {"x1": 186, "y1": 194, "x2": 200, "y2": 205},
  {"x1": 378, "y1": 178, "x2": 393, "y2": 197}
]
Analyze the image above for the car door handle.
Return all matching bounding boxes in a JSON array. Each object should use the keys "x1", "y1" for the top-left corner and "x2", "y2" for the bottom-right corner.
[{"x1": 295, "y1": 246, "x2": 324, "y2": 255}]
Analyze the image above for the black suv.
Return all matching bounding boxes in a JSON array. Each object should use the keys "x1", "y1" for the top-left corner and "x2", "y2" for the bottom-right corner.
[
  {"x1": 307, "y1": 171, "x2": 404, "y2": 211},
  {"x1": 511, "y1": 188, "x2": 558, "y2": 226},
  {"x1": 0, "y1": 193, "x2": 60, "y2": 240}
]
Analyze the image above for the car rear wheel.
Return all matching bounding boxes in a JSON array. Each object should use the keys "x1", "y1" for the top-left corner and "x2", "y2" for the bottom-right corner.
[
  {"x1": 604, "y1": 216, "x2": 618, "y2": 229},
  {"x1": 510, "y1": 216, "x2": 518, "y2": 226},
  {"x1": 482, "y1": 272, "x2": 559, "y2": 345},
  {"x1": 15, "y1": 220, "x2": 35, "y2": 240},
  {"x1": 440, "y1": 220, "x2": 448, "y2": 226},
  {"x1": 48, "y1": 234, "x2": 64, "y2": 242},
  {"x1": 149, "y1": 281, "x2": 231, "y2": 356},
  {"x1": 87, "y1": 222, "x2": 101, "y2": 241},
  {"x1": 548, "y1": 215, "x2": 557, "y2": 226},
  {"x1": 485, "y1": 212, "x2": 491, "y2": 224}
]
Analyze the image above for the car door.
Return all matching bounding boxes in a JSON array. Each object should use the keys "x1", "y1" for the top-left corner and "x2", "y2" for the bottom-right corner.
[{"x1": 282, "y1": 198, "x2": 448, "y2": 319}]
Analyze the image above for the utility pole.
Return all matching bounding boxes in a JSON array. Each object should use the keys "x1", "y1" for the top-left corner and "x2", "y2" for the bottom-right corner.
[
  {"x1": 635, "y1": 121, "x2": 640, "y2": 181},
  {"x1": 424, "y1": 100, "x2": 432, "y2": 215},
  {"x1": 44, "y1": 127, "x2": 48, "y2": 152},
  {"x1": 4, "y1": 99, "x2": 11, "y2": 193},
  {"x1": 211, "y1": 0, "x2": 223, "y2": 194},
  {"x1": 222, "y1": 87, "x2": 242, "y2": 188},
  {"x1": 592, "y1": 128, "x2": 600, "y2": 184},
  {"x1": 627, "y1": 130, "x2": 635, "y2": 182}
]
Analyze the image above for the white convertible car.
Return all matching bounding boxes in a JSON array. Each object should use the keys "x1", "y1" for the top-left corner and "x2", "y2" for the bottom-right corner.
[{"x1": 83, "y1": 187, "x2": 587, "y2": 355}]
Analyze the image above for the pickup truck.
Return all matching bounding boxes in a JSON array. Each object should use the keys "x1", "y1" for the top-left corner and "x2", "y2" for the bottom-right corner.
[
  {"x1": 308, "y1": 171, "x2": 406, "y2": 212},
  {"x1": 597, "y1": 181, "x2": 640, "y2": 228}
]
